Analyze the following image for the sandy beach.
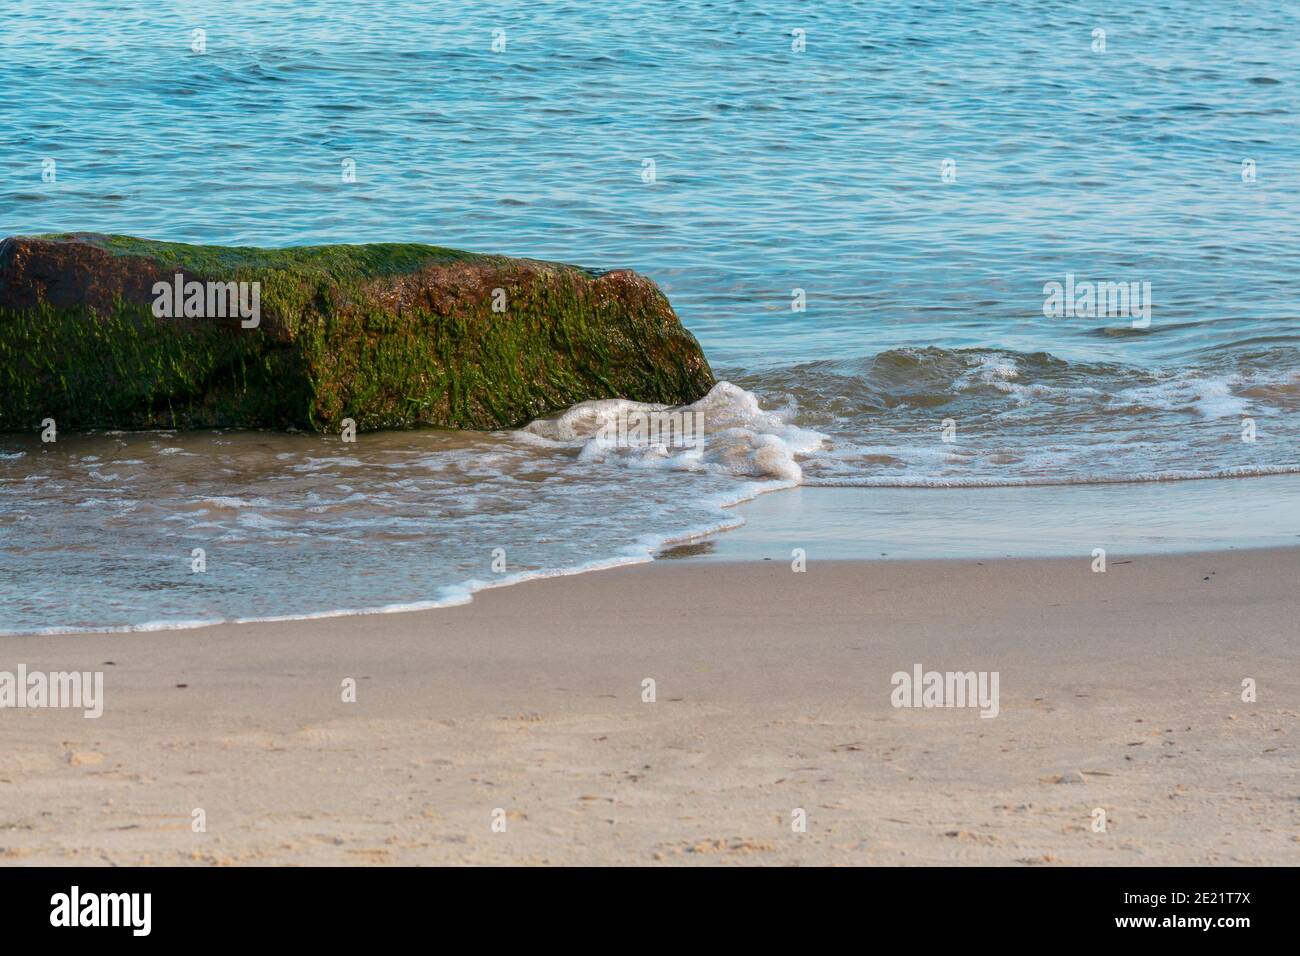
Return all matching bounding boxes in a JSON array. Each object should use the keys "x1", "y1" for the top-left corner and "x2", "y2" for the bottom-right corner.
[{"x1": 1, "y1": 543, "x2": 1295, "y2": 866}]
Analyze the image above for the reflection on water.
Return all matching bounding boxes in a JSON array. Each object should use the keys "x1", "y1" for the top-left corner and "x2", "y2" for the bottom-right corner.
[{"x1": 690, "y1": 478, "x2": 1300, "y2": 562}]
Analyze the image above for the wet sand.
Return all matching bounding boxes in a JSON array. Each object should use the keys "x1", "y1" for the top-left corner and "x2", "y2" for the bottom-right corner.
[{"x1": 0, "y1": 545, "x2": 1296, "y2": 865}]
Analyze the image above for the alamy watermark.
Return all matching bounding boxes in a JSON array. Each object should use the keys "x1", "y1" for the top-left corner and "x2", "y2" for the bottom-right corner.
[
  {"x1": 152, "y1": 273, "x2": 260, "y2": 328},
  {"x1": 890, "y1": 664, "x2": 999, "y2": 718},
  {"x1": 50, "y1": 886, "x2": 150, "y2": 936},
  {"x1": 1043, "y1": 273, "x2": 1151, "y2": 328},
  {"x1": 0, "y1": 665, "x2": 103, "y2": 718},
  {"x1": 596, "y1": 409, "x2": 705, "y2": 449}
]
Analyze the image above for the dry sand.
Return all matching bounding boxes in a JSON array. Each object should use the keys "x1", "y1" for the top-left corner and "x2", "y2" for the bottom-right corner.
[{"x1": 0, "y1": 548, "x2": 1296, "y2": 865}]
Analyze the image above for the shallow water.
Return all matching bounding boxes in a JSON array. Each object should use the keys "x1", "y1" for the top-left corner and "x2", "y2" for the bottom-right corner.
[
  {"x1": 676, "y1": 477, "x2": 1300, "y2": 562},
  {"x1": 2, "y1": 1, "x2": 1298, "y2": 631}
]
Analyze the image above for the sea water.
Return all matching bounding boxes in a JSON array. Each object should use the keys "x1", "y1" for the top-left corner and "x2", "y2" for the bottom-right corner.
[{"x1": 1, "y1": 1, "x2": 1297, "y2": 631}]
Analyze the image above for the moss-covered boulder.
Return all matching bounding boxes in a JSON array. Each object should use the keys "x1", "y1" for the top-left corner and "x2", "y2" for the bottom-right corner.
[{"x1": 0, "y1": 233, "x2": 714, "y2": 432}]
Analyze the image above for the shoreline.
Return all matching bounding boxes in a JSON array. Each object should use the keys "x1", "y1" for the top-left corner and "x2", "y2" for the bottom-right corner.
[
  {"x1": 1, "y1": 547, "x2": 1296, "y2": 865},
  {"x1": 666, "y1": 472, "x2": 1300, "y2": 562},
  {"x1": 8, "y1": 472, "x2": 1300, "y2": 637}
]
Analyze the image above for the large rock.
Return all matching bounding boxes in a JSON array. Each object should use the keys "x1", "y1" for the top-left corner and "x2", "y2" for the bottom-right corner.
[{"x1": 0, "y1": 233, "x2": 714, "y2": 431}]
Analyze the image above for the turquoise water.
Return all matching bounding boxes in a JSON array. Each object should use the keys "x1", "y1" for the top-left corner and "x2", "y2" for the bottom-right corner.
[{"x1": 1, "y1": 1, "x2": 1298, "y2": 631}]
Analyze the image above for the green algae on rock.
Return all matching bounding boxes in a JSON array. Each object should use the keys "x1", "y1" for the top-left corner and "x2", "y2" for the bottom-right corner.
[{"x1": 0, "y1": 233, "x2": 715, "y2": 432}]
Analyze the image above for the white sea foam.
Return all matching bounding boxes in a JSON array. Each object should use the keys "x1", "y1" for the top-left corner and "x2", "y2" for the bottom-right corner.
[
  {"x1": 522, "y1": 381, "x2": 827, "y2": 482},
  {"x1": 5, "y1": 352, "x2": 1298, "y2": 636},
  {"x1": 196, "y1": 496, "x2": 271, "y2": 508}
]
